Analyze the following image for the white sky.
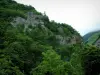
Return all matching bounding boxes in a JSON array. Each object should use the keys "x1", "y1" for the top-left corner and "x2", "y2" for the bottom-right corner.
[{"x1": 15, "y1": 0, "x2": 100, "y2": 36}]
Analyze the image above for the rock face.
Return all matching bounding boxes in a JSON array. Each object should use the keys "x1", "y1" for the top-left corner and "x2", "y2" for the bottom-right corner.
[
  {"x1": 57, "y1": 27, "x2": 64, "y2": 34},
  {"x1": 26, "y1": 12, "x2": 44, "y2": 26},
  {"x1": 95, "y1": 39, "x2": 100, "y2": 47},
  {"x1": 93, "y1": 36, "x2": 100, "y2": 48},
  {"x1": 56, "y1": 35, "x2": 67, "y2": 45},
  {"x1": 55, "y1": 35, "x2": 81, "y2": 45},
  {"x1": 11, "y1": 12, "x2": 44, "y2": 31},
  {"x1": 11, "y1": 17, "x2": 26, "y2": 26},
  {"x1": 11, "y1": 12, "x2": 82, "y2": 45}
]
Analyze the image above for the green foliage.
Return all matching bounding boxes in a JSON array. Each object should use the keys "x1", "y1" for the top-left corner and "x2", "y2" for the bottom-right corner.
[
  {"x1": 70, "y1": 45, "x2": 84, "y2": 75},
  {"x1": 0, "y1": 49, "x2": 24, "y2": 75},
  {"x1": 87, "y1": 32, "x2": 100, "y2": 45},
  {"x1": 55, "y1": 45, "x2": 74, "y2": 61},
  {"x1": 0, "y1": 0, "x2": 90, "y2": 75},
  {"x1": 81, "y1": 45, "x2": 100, "y2": 75},
  {"x1": 83, "y1": 30, "x2": 100, "y2": 44},
  {"x1": 0, "y1": 8, "x2": 27, "y2": 19},
  {"x1": 31, "y1": 50, "x2": 68, "y2": 75}
]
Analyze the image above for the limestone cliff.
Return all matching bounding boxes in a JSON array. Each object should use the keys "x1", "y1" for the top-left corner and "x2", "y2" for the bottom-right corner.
[{"x1": 10, "y1": 12, "x2": 82, "y2": 46}]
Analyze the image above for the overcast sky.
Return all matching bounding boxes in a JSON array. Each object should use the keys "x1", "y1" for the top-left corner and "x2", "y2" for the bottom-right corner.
[{"x1": 15, "y1": 0, "x2": 100, "y2": 36}]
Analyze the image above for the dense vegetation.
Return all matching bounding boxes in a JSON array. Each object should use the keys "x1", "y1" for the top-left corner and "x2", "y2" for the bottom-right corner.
[
  {"x1": 83, "y1": 30, "x2": 100, "y2": 44},
  {"x1": 1, "y1": 0, "x2": 100, "y2": 75}
]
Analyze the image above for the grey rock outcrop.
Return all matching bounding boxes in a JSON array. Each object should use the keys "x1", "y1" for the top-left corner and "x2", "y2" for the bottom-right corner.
[
  {"x1": 11, "y1": 12, "x2": 81, "y2": 45},
  {"x1": 94, "y1": 39, "x2": 100, "y2": 48},
  {"x1": 55, "y1": 35, "x2": 80, "y2": 45},
  {"x1": 11, "y1": 12, "x2": 45, "y2": 31},
  {"x1": 57, "y1": 27, "x2": 64, "y2": 34}
]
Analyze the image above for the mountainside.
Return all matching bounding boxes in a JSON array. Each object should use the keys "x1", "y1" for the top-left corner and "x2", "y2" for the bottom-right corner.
[
  {"x1": 1, "y1": 0, "x2": 100, "y2": 75},
  {"x1": 0, "y1": 0, "x2": 84, "y2": 75},
  {"x1": 83, "y1": 30, "x2": 100, "y2": 41},
  {"x1": 83, "y1": 30, "x2": 100, "y2": 47}
]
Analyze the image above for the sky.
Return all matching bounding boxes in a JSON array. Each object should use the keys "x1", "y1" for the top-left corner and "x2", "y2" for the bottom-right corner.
[{"x1": 15, "y1": 0, "x2": 100, "y2": 36}]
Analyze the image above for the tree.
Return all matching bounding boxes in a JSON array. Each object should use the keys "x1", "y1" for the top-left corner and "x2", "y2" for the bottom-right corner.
[
  {"x1": 0, "y1": 49, "x2": 24, "y2": 75},
  {"x1": 31, "y1": 50, "x2": 68, "y2": 75}
]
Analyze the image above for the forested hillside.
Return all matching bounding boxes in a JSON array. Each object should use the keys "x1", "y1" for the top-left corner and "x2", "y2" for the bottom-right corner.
[
  {"x1": 1, "y1": 0, "x2": 100, "y2": 75},
  {"x1": 83, "y1": 30, "x2": 100, "y2": 47}
]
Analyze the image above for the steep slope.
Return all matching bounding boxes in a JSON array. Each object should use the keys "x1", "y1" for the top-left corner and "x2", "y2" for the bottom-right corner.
[
  {"x1": 83, "y1": 30, "x2": 100, "y2": 47},
  {"x1": 83, "y1": 30, "x2": 100, "y2": 41},
  {"x1": 0, "y1": 0, "x2": 84, "y2": 75}
]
